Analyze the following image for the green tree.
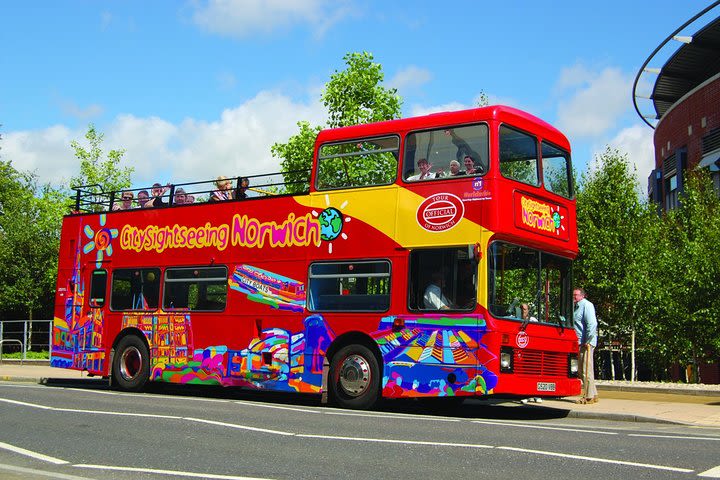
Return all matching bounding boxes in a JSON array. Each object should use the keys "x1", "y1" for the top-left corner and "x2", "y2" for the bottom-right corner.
[
  {"x1": 0, "y1": 161, "x2": 65, "y2": 324},
  {"x1": 70, "y1": 125, "x2": 133, "y2": 207},
  {"x1": 270, "y1": 121, "x2": 320, "y2": 194},
  {"x1": 659, "y1": 171, "x2": 720, "y2": 380},
  {"x1": 575, "y1": 148, "x2": 651, "y2": 379},
  {"x1": 322, "y1": 51, "x2": 402, "y2": 129},
  {"x1": 271, "y1": 52, "x2": 402, "y2": 193}
]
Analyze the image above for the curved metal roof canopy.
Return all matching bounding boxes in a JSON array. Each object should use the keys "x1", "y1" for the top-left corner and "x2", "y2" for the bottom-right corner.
[
  {"x1": 652, "y1": 15, "x2": 720, "y2": 119},
  {"x1": 633, "y1": 1, "x2": 720, "y2": 128}
]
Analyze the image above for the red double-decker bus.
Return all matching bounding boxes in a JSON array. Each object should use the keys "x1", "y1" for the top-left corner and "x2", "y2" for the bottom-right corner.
[{"x1": 51, "y1": 105, "x2": 580, "y2": 409}]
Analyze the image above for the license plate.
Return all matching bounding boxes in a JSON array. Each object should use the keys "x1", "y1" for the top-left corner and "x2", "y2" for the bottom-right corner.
[{"x1": 537, "y1": 382, "x2": 556, "y2": 392}]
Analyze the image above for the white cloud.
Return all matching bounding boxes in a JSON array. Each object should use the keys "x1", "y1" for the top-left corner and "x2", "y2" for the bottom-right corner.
[
  {"x1": 555, "y1": 65, "x2": 633, "y2": 139},
  {"x1": 388, "y1": 66, "x2": 432, "y2": 92},
  {"x1": 409, "y1": 101, "x2": 469, "y2": 117},
  {"x1": 57, "y1": 99, "x2": 104, "y2": 121},
  {"x1": 597, "y1": 124, "x2": 656, "y2": 184},
  {"x1": 190, "y1": 0, "x2": 354, "y2": 38},
  {"x1": 3, "y1": 91, "x2": 327, "y2": 189}
]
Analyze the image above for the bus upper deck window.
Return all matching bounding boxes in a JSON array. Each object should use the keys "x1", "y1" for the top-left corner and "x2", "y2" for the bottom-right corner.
[{"x1": 404, "y1": 124, "x2": 488, "y2": 182}]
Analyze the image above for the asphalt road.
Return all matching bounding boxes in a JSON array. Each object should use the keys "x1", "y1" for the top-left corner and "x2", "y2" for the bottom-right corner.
[{"x1": 1, "y1": 380, "x2": 719, "y2": 480}]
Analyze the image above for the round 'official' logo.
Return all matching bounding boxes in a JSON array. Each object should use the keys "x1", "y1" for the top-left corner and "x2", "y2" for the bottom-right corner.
[{"x1": 416, "y1": 193, "x2": 464, "y2": 232}]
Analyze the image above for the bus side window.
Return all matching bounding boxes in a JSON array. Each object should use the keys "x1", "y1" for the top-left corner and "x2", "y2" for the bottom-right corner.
[
  {"x1": 408, "y1": 247, "x2": 476, "y2": 311},
  {"x1": 163, "y1": 266, "x2": 227, "y2": 311},
  {"x1": 308, "y1": 261, "x2": 390, "y2": 312},
  {"x1": 110, "y1": 268, "x2": 160, "y2": 311},
  {"x1": 89, "y1": 270, "x2": 107, "y2": 308}
]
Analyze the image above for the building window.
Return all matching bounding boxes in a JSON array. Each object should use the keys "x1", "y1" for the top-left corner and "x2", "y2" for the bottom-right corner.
[
  {"x1": 308, "y1": 260, "x2": 390, "y2": 311},
  {"x1": 163, "y1": 266, "x2": 227, "y2": 311},
  {"x1": 665, "y1": 174, "x2": 679, "y2": 210},
  {"x1": 702, "y1": 128, "x2": 720, "y2": 155}
]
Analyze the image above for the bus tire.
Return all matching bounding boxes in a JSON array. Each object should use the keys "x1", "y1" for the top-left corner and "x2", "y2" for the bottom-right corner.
[
  {"x1": 112, "y1": 335, "x2": 150, "y2": 392},
  {"x1": 329, "y1": 344, "x2": 380, "y2": 410}
]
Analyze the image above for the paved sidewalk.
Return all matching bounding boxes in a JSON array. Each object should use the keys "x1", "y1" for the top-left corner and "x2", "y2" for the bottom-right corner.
[{"x1": 1, "y1": 364, "x2": 719, "y2": 427}]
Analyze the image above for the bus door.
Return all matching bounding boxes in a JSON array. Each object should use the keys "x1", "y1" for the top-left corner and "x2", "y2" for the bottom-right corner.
[{"x1": 404, "y1": 246, "x2": 488, "y2": 396}]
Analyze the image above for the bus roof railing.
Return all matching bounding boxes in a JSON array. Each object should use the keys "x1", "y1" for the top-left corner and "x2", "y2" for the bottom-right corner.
[{"x1": 69, "y1": 169, "x2": 311, "y2": 214}]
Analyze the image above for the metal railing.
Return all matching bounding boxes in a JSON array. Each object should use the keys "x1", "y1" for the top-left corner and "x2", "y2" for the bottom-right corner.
[{"x1": 0, "y1": 319, "x2": 52, "y2": 363}]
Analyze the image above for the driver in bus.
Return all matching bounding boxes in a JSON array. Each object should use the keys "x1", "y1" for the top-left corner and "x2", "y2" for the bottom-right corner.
[{"x1": 423, "y1": 271, "x2": 451, "y2": 310}]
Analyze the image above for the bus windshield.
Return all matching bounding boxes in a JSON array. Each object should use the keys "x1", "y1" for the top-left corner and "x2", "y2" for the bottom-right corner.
[{"x1": 488, "y1": 242, "x2": 573, "y2": 327}]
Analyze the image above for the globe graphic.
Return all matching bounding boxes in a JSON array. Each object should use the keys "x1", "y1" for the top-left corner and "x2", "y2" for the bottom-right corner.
[
  {"x1": 319, "y1": 207, "x2": 343, "y2": 241},
  {"x1": 552, "y1": 212, "x2": 561, "y2": 229}
]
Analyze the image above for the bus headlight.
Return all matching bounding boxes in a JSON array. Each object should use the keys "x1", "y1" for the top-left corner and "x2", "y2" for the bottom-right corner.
[
  {"x1": 500, "y1": 347, "x2": 514, "y2": 373},
  {"x1": 568, "y1": 354, "x2": 579, "y2": 377}
]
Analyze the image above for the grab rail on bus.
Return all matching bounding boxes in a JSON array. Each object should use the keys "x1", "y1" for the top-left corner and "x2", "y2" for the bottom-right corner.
[
  {"x1": 0, "y1": 339, "x2": 24, "y2": 365},
  {"x1": 69, "y1": 169, "x2": 312, "y2": 214}
]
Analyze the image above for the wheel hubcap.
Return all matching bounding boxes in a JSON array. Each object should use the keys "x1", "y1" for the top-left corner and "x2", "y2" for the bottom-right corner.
[
  {"x1": 120, "y1": 346, "x2": 142, "y2": 381},
  {"x1": 338, "y1": 354, "x2": 371, "y2": 397}
]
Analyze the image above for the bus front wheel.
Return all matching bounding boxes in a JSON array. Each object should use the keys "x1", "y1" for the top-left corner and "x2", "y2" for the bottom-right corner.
[
  {"x1": 329, "y1": 344, "x2": 380, "y2": 410},
  {"x1": 112, "y1": 335, "x2": 150, "y2": 392}
]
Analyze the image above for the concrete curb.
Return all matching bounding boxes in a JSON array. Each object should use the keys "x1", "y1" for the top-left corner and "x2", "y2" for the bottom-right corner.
[
  {"x1": 557, "y1": 408, "x2": 689, "y2": 425},
  {"x1": 597, "y1": 384, "x2": 720, "y2": 397}
]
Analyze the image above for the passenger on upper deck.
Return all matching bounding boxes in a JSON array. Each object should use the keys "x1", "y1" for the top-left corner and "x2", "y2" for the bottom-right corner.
[
  {"x1": 210, "y1": 176, "x2": 233, "y2": 202},
  {"x1": 137, "y1": 190, "x2": 150, "y2": 208},
  {"x1": 173, "y1": 188, "x2": 187, "y2": 205},
  {"x1": 112, "y1": 191, "x2": 134, "y2": 211},
  {"x1": 449, "y1": 160, "x2": 464, "y2": 176},
  {"x1": 235, "y1": 177, "x2": 250, "y2": 200},
  {"x1": 147, "y1": 183, "x2": 170, "y2": 208},
  {"x1": 463, "y1": 155, "x2": 481, "y2": 176},
  {"x1": 186, "y1": 195, "x2": 195, "y2": 204},
  {"x1": 407, "y1": 158, "x2": 435, "y2": 181}
]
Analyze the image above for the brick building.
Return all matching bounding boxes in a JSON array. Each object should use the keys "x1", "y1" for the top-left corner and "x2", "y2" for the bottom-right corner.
[{"x1": 633, "y1": 10, "x2": 720, "y2": 211}]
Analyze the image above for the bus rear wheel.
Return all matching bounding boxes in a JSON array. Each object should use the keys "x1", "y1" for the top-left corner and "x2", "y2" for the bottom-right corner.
[
  {"x1": 329, "y1": 344, "x2": 380, "y2": 410},
  {"x1": 112, "y1": 335, "x2": 150, "y2": 392}
]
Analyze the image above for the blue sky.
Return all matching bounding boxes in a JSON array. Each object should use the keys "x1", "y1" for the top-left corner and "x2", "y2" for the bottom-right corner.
[{"x1": 2, "y1": 0, "x2": 717, "y2": 189}]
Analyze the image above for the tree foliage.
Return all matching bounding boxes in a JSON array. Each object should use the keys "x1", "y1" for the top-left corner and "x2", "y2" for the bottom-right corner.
[
  {"x1": 0, "y1": 161, "x2": 65, "y2": 320},
  {"x1": 576, "y1": 148, "x2": 720, "y2": 381},
  {"x1": 272, "y1": 52, "x2": 402, "y2": 193},
  {"x1": 575, "y1": 148, "x2": 649, "y2": 333},
  {"x1": 70, "y1": 124, "x2": 133, "y2": 197}
]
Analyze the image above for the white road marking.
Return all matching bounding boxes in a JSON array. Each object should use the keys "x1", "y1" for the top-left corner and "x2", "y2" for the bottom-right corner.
[
  {"x1": 629, "y1": 434, "x2": 720, "y2": 441},
  {"x1": 323, "y1": 410, "x2": 461, "y2": 422},
  {"x1": 185, "y1": 417, "x2": 294, "y2": 436},
  {"x1": 472, "y1": 419, "x2": 618, "y2": 435},
  {"x1": 0, "y1": 462, "x2": 95, "y2": 480},
  {"x1": 234, "y1": 400, "x2": 321, "y2": 414},
  {"x1": 0, "y1": 398, "x2": 181, "y2": 419},
  {"x1": 0, "y1": 441, "x2": 68, "y2": 465},
  {"x1": 74, "y1": 464, "x2": 276, "y2": 479},
  {"x1": 297, "y1": 434, "x2": 494, "y2": 449},
  {"x1": 0, "y1": 395, "x2": 704, "y2": 474},
  {"x1": 699, "y1": 465, "x2": 720, "y2": 478},
  {"x1": 497, "y1": 446, "x2": 694, "y2": 473}
]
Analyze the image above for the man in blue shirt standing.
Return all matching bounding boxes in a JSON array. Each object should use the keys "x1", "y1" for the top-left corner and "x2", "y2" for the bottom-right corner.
[{"x1": 573, "y1": 287, "x2": 598, "y2": 404}]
